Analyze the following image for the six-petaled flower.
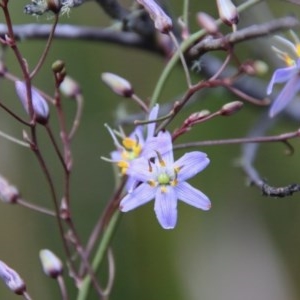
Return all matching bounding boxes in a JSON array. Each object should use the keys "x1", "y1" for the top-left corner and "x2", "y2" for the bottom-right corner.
[{"x1": 120, "y1": 131, "x2": 211, "y2": 229}]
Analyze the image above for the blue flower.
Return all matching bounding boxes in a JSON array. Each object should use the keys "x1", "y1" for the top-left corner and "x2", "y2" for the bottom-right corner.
[
  {"x1": 120, "y1": 131, "x2": 211, "y2": 229},
  {"x1": 267, "y1": 33, "x2": 300, "y2": 117}
]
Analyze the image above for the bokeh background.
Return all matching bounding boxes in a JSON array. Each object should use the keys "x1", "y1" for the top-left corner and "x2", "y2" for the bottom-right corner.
[{"x1": 0, "y1": 0, "x2": 300, "y2": 299}]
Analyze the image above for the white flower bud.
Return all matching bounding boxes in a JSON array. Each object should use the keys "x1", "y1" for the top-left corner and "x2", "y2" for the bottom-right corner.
[
  {"x1": 137, "y1": 0, "x2": 173, "y2": 34},
  {"x1": 216, "y1": 0, "x2": 239, "y2": 26},
  {"x1": 196, "y1": 12, "x2": 219, "y2": 34},
  {"x1": 59, "y1": 76, "x2": 80, "y2": 98},
  {"x1": 15, "y1": 81, "x2": 49, "y2": 124},
  {"x1": 0, "y1": 175, "x2": 19, "y2": 204},
  {"x1": 220, "y1": 101, "x2": 243, "y2": 116},
  {"x1": 39, "y1": 249, "x2": 63, "y2": 279},
  {"x1": 0, "y1": 261, "x2": 26, "y2": 295},
  {"x1": 101, "y1": 72, "x2": 133, "y2": 97}
]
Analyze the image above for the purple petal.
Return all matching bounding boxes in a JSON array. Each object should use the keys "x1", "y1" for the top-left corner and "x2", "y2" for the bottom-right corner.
[
  {"x1": 266, "y1": 66, "x2": 296, "y2": 95},
  {"x1": 175, "y1": 182, "x2": 211, "y2": 211},
  {"x1": 120, "y1": 183, "x2": 154, "y2": 212},
  {"x1": 126, "y1": 157, "x2": 153, "y2": 182},
  {"x1": 129, "y1": 126, "x2": 145, "y2": 146},
  {"x1": 142, "y1": 130, "x2": 173, "y2": 160},
  {"x1": 175, "y1": 151, "x2": 210, "y2": 181},
  {"x1": 269, "y1": 73, "x2": 300, "y2": 117},
  {"x1": 154, "y1": 186, "x2": 178, "y2": 229},
  {"x1": 147, "y1": 104, "x2": 159, "y2": 139}
]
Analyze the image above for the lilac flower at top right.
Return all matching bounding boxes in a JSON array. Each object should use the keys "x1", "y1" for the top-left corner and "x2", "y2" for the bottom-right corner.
[{"x1": 267, "y1": 32, "x2": 300, "y2": 117}]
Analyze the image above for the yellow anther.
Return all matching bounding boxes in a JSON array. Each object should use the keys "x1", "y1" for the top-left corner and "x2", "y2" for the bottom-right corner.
[
  {"x1": 148, "y1": 180, "x2": 156, "y2": 187},
  {"x1": 123, "y1": 137, "x2": 137, "y2": 149},
  {"x1": 283, "y1": 53, "x2": 295, "y2": 67},
  {"x1": 117, "y1": 160, "x2": 129, "y2": 175}
]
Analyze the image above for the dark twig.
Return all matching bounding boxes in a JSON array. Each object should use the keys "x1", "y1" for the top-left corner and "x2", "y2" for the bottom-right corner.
[{"x1": 188, "y1": 16, "x2": 299, "y2": 57}]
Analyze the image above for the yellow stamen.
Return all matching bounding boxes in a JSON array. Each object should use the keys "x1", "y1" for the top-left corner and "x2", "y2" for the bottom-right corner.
[
  {"x1": 148, "y1": 180, "x2": 156, "y2": 187},
  {"x1": 283, "y1": 53, "x2": 295, "y2": 67}
]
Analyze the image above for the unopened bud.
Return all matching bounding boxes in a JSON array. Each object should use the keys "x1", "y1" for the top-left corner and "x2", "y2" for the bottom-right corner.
[
  {"x1": 101, "y1": 73, "x2": 133, "y2": 97},
  {"x1": 196, "y1": 12, "x2": 219, "y2": 34},
  {"x1": 0, "y1": 176, "x2": 19, "y2": 204},
  {"x1": 59, "y1": 76, "x2": 80, "y2": 98},
  {"x1": 137, "y1": 0, "x2": 173, "y2": 34},
  {"x1": 52, "y1": 60, "x2": 65, "y2": 73},
  {"x1": 15, "y1": 81, "x2": 49, "y2": 124},
  {"x1": 39, "y1": 249, "x2": 63, "y2": 279},
  {"x1": 184, "y1": 110, "x2": 210, "y2": 126},
  {"x1": 252, "y1": 60, "x2": 268, "y2": 76},
  {"x1": 220, "y1": 101, "x2": 243, "y2": 116},
  {"x1": 0, "y1": 261, "x2": 26, "y2": 295},
  {"x1": 216, "y1": 0, "x2": 239, "y2": 27}
]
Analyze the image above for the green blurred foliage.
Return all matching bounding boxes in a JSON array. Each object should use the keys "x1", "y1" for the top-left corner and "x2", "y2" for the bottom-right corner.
[{"x1": 0, "y1": 1, "x2": 300, "y2": 300}]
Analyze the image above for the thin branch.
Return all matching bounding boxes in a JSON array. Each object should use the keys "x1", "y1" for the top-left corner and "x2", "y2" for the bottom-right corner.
[{"x1": 188, "y1": 16, "x2": 299, "y2": 57}]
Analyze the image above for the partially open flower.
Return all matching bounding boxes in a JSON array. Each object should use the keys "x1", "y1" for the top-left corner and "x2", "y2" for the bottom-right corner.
[
  {"x1": 0, "y1": 261, "x2": 26, "y2": 295},
  {"x1": 15, "y1": 81, "x2": 49, "y2": 124}
]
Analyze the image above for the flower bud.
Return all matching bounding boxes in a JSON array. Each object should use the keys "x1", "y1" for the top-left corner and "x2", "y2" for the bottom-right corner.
[
  {"x1": 52, "y1": 60, "x2": 65, "y2": 73},
  {"x1": 0, "y1": 175, "x2": 19, "y2": 204},
  {"x1": 101, "y1": 73, "x2": 133, "y2": 97},
  {"x1": 216, "y1": 0, "x2": 239, "y2": 27},
  {"x1": 15, "y1": 81, "x2": 49, "y2": 124},
  {"x1": 220, "y1": 101, "x2": 243, "y2": 116},
  {"x1": 0, "y1": 261, "x2": 26, "y2": 295},
  {"x1": 196, "y1": 12, "x2": 219, "y2": 34},
  {"x1": 59, "y1": 76, "x2": 80, "y2": 98},
  {"x1": 39, "y1": 249, "x2": 63, "y2": 279},
  {"x1": 137, "y1": 0, "x2": 173, "y2": 34}
]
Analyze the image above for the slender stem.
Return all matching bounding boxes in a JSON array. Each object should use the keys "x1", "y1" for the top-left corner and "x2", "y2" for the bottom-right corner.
[
  {"x1": 30, "y1": 14, "x2": 59, "y2": 79},
  {"x1": 182, "y1": 0, "x2": 189, "y2": 28},
  {"x1": 68, "y1": 94, "x2": 84, "y2": 140},
  {"x1": 0, "y1": 130, "x2": 29, "y2": 147},
  {"x1": 57, "y1": 275, "x2": 69, "y2": 300},
  {"x1": 45, "y1": 125, "x2": 68, "y2": 172},
  {"x1": 76, "y1": 210, "x2": 121, "y2": 300},
  {"x1": 22, "y1": 292, "x2": 32, "y2": 300},
  {"x1": 173, "y1": 129, "x2": 300, "y2": 149},
  {"x1": 17, "y1": 198, "x2": 56, "y2": 216},
  {"x1": 168, "y1": 31, "x2": 191, "y2": 87},
  {"x1": 0, "y1": 102, "x2": 31, "y2": 126}
]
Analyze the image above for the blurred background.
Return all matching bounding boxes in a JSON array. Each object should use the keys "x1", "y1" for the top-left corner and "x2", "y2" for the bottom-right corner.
[{"x1": 0, "y1": 0, "x2": 300, "y2": 299}]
